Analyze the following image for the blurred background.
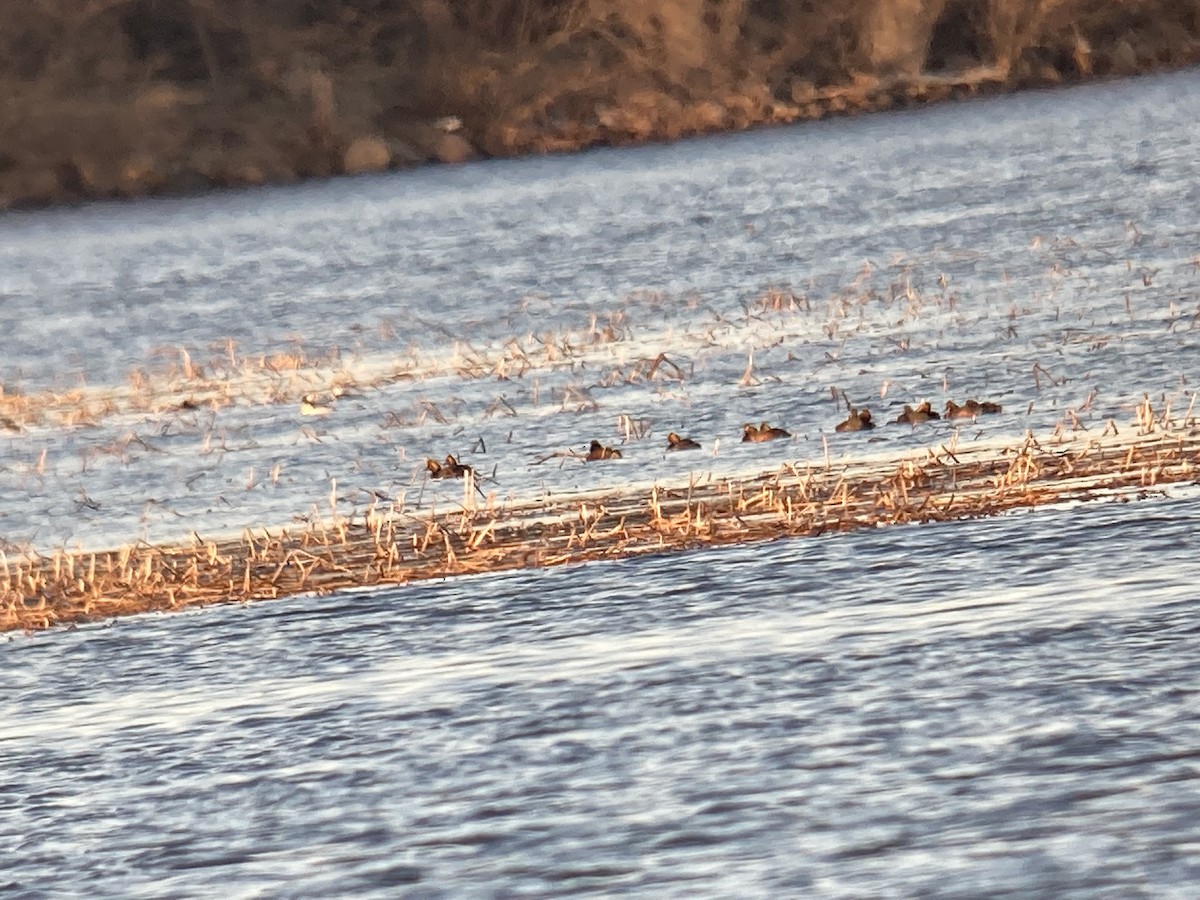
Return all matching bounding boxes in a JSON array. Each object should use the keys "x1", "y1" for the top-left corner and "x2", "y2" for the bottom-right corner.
[{"x1": 4, "y1": 0, "x2": 1199, "y2": 208}]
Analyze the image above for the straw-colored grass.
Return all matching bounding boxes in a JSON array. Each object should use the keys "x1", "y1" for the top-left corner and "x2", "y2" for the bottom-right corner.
[
  {"x1": 0, "y1": 310, "x2": 642, "y2": 433},
  {"x1": 4, "y1": 421, "x2": 1197, "y2": 633},
  {"x1": 0, "y1": 239, "x2": 1169, "y2": 437}
]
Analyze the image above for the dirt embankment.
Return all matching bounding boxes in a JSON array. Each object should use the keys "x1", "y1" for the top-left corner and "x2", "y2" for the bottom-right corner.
[{"x1": 3, "y1": 0, "x2": 1199, "y2": 209}]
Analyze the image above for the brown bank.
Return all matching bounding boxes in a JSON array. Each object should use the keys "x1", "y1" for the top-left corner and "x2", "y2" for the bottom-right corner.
[{"x1": 3, "y1": 0, "x2": 1200, "y2": 210}]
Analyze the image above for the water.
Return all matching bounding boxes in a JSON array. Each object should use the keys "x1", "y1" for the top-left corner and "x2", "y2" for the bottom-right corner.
[
  {"x1": 5, "y1": 498, "x2": 1200, "y2": 896},
  {"x1": 3, "y1": 70, "x2": 1200, "y2": 895},
  {"x1": 2, "y1": 71, "x2": 1199, "y2": 550}
]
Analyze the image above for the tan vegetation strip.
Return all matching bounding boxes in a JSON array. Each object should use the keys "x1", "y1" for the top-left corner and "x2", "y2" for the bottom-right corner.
[
  {"x1": 0, "y1": 310, "x2": 637, "y2": 432},
  {"x1": 4, "y1": 426, "x2": 1198, "y2": 633}
]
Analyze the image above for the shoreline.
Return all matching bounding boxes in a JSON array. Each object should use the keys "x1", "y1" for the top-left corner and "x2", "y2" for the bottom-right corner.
[
  {"x1": 5, "y1": 420, "x2": 1198, "y2": 634},
  {"x1": 7, "y1": 0, "x2": 1200, "y2": 212},
  {"x1": 2, "y1": 63, "x2": 1195, "y2": 213}
]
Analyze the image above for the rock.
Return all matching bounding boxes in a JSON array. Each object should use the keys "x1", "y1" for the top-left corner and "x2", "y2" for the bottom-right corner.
[
  {"x1": 431, "y1": 131, "x2": 475, "y2": 164},
  {"x1": 1109, "y1": 40, "x2": 1139, "y2": 76},
  {"x1": 1035, "y1": 62, "x2": 1063, "y2": 85},
  {"x1": 790, "y1": 80, "x2": 817, "y2": 103},
  {"x1": 342, "y1": 136, "x2": 391, "y2": 174},
  {"x1": 119, "y1": 154, "x2": 166, "y2": 196},
  {"x1": 388, "y1": 140, "x2": 424, "y2": 166},
  {"x1": 690, "y1": 101, "x2": 726, "y2": 130},
  {"x1": 394, "y1": 125, "x2": 478, "y2": 164},
  {"x1": 238, "y1": 164, "x2": 266, "y2": 186},
  {"x1": 922, "y1": 82, "x2": 951, "y2": 103},
  {"x1": 767, "y1": 101, "x2": 800, "y2": 123}
]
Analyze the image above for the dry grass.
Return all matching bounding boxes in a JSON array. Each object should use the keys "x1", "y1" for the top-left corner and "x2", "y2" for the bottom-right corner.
[
  {"x1": 5, "y1": 417, "x2": 1198, "y2": 633},
  {"x1": 0, "y1": 312, "x2": 639, "y2": 432},
  {"x1": 2, "y1": 271, "x2": 919, "y2": 435}
]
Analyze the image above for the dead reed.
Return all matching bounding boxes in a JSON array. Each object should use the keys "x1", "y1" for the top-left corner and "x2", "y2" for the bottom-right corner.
[
  {"x1": 0, "y1": 310, "x2": 639, "y2": 433},
  {"x1": 4, "y1": 422, "x2": 1198, "y2": 633}
]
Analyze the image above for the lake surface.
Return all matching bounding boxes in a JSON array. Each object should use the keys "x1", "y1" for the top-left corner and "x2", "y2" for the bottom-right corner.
[
  {"x1": 4, "y1": 496, "x2": 1200, "y2": 897},
  {"x1": 3, "y1": 69, "x2": 1200, "y2": 895}
]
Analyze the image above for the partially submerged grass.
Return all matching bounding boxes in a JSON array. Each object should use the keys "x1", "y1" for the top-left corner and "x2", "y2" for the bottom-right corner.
[
  {"x1": 0, "y1": 235, "x2": 1184, "y2": 436},
  {"x1": 4, "y1": 240, "x2": 1195, "y2": 608},
  {"x1": 4, "y1": 420, "x2": 1197, "y2": 633},
  {"x1": 0, "y1": 309, "x2": 640, "y2": 432}
]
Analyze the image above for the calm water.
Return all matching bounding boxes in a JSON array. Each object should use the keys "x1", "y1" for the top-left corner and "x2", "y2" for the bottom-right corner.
[{"x1": 3, "y1": 69, "x2": 1200, "y2": 895}]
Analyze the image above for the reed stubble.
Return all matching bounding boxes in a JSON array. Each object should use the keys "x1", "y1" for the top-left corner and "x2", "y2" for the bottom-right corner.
[{"x1": 4, "y1": 424, "x2": 1197, "y2": 633}]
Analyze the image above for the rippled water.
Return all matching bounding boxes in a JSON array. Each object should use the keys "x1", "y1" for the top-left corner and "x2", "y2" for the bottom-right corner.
[
  {"x1": 2, "y1": 70, "x2": 1199, "y2": 549},
  {"x1": 5, "y1": 497, "x2": 1200, "y2": 896},
  {"x1": 3, "y1": 69, "x2": 1200, "y2": 895}
]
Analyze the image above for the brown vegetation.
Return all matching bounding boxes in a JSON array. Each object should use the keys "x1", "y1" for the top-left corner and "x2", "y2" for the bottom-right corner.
[
  {"x1": 3, "y1": 0, "x2": 1200, "y2": 208},
  {"x1": 4, "y1": 411, "x2": 1199, "y2": 633}
]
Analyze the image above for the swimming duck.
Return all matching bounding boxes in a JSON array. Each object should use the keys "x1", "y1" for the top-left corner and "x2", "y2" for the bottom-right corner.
[
  {"x1": 742, "y1": 422, "x2": 790, "y2": 442},
  {"x1": 835, "y1": 408, "x2": 875, "y2": 432},
  {"x1": 945, "y1": 399, "x2": 1003, "y2": 419},
  {"x1": 944, "y1": 400, "x2": 974, "y2": 419},
  {"x1": 894, "y1": 401, "x2": 941, "y2": 425},
  {"x1": 426, "y1": 454, "x2": 472, "y2": 479},
  {"x1": 300, "y1": 393, "x2": 333, "y2": 416},
  {"x1": 587, "y1": 440, "x2": 623, "y2": 460},
  {"x1": 666, "y1": 432, "x2": 701, "y2": 451}
]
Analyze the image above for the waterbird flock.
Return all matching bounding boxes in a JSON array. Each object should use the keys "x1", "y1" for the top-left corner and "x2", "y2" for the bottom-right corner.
[{"x1": 422, "y1": 399, "x2": 1002, "y2": 477}]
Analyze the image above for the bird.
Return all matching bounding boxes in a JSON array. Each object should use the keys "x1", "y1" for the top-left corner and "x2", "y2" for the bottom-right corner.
[
  {"x1": 587, "y1": 440, "x2": 622, "y2": 460},
  {"x1": 426, "y1": 454, "x2": 472, "y2": 479},
  {"x1": 835, "y1": 408, "x2": 875, "y2": 432},
  {"x1": 894, "y1": 401, "x2": 941, "y2": 424},
  {"x1": 945, "y1": 399, "x2": 1002, "y2": 419},
  {"x1": 300, "y1": 393, "x2": 333, "y2": 416},
  {"x1": 944, "y1": 400, "x2": 974, "y2": 419},
  {"x1": 742, "y1": 422, "x2": 790, "y2": 442},
  {"x1": 666, "y1": 432, "x2": 701, "y2": 451}
]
